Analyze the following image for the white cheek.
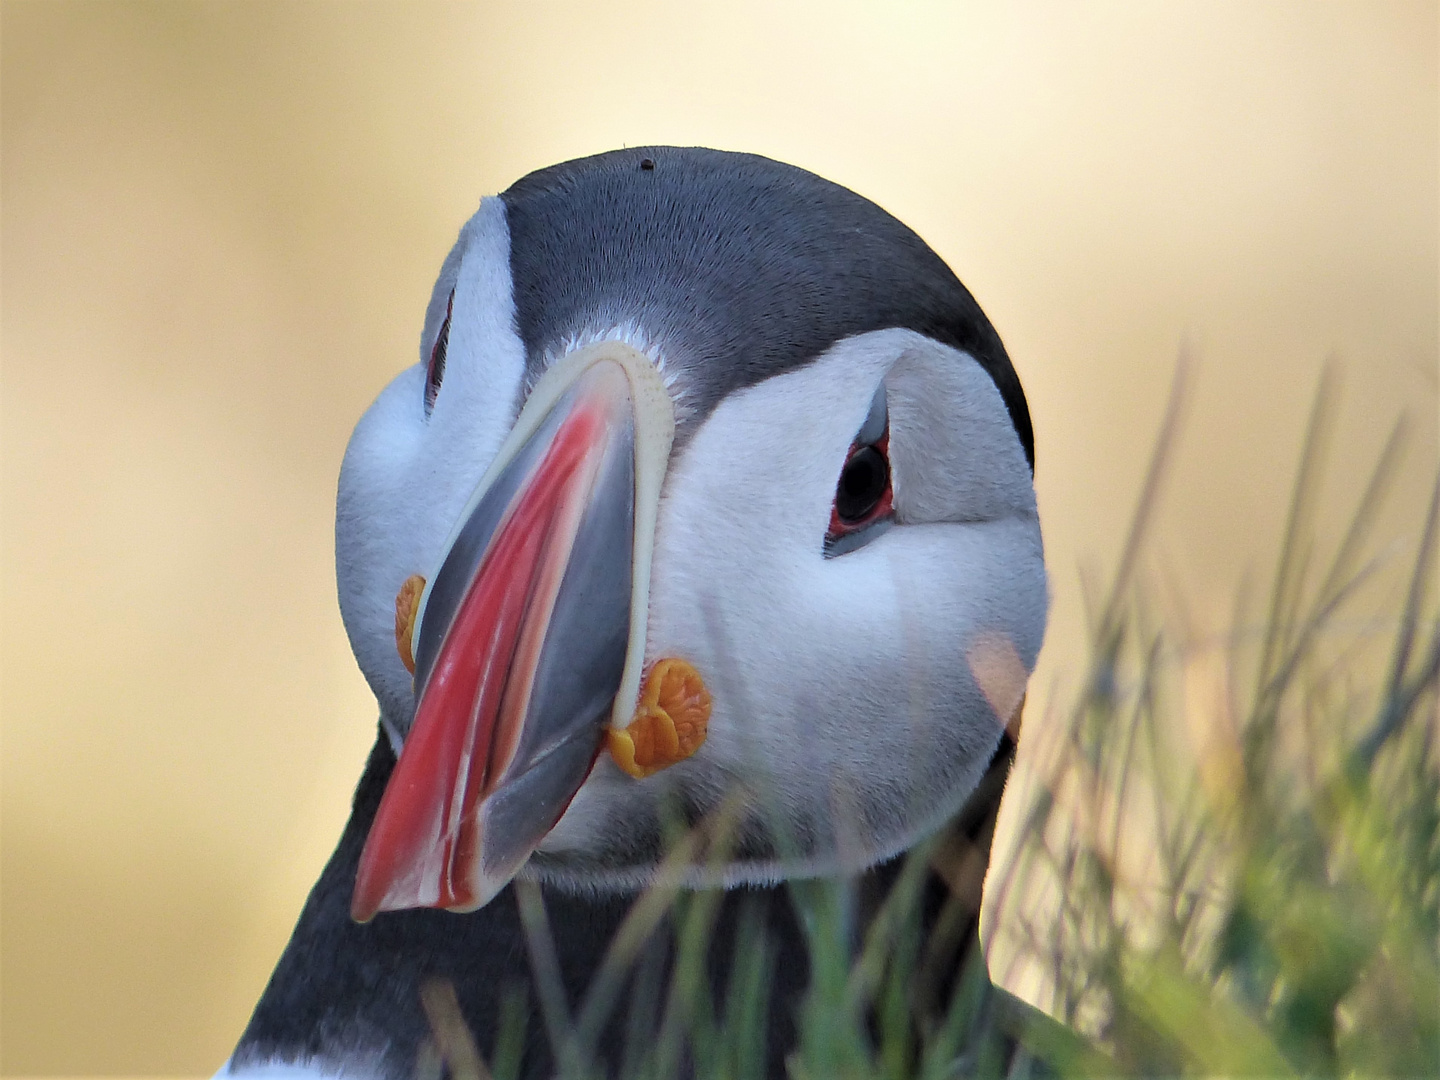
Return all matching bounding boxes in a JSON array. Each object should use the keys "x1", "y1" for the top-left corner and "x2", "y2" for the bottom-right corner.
[
  {"x1": 672, "y1": 369, "x2": 893, "y2": 550},
  {"x1": 576, "y1": 328, "x2": 1048, "y2": 876},
  {"x1": 334, "y1": 197, "x2": 526, "y2": 730},
  {"x1": 648, "y1": 519, "x2": 1046, "y2": 844},
  {"x1": 336, "y1": 370, "x2": 434, "y2": 726}
]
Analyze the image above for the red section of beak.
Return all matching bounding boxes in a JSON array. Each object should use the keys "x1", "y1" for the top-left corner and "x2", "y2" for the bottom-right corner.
[{"x1": 351, "y1": 378, "x2": 624, "y2": 922}]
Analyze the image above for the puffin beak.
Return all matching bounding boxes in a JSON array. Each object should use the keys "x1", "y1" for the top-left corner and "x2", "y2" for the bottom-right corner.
[{"x1": 352, "y1": 343, "x2": 675, "y2": 921}]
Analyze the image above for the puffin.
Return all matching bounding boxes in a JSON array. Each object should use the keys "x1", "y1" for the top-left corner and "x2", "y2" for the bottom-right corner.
[{"x1": 221, "y1": 147, "x2": 1049, "y2": 1079}]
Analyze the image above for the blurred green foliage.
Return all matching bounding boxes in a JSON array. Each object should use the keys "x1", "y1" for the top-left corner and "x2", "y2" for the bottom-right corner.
[{"x1": 990, "y1": 370, "x2": 1439, "y2": 1077}]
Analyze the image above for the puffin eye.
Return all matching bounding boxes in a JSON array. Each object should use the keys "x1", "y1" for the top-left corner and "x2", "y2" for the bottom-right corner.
[
  {"x1": 424, "y1": 291, "x2": 453, "y2": 415},
  {"x1": 825, "y1": 433, "x2": 894, "y2": 556},
  {"x1": 824, "y1": 383, "x2": 895, "y2": 557},
  {"x1": 836, "y1": 446, "x2": 889, "y2": 523}
]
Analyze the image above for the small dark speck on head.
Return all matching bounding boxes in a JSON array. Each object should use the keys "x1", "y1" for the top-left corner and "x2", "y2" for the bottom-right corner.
[{"x1": 639, "y1": 157, "x2": 656, "y2": 171}]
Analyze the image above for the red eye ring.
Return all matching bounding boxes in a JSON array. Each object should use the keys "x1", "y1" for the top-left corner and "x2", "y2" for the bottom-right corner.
[{"x1": 827, "y1": 432, "x2": 893, "y2": 541}]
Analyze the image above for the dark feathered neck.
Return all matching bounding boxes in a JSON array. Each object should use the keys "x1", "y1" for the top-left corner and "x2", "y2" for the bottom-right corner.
[{"x1": 232, "y1": 729, "x2": 1016, "y2": 1079}]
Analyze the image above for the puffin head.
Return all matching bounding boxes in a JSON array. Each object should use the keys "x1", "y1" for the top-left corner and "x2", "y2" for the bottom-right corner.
[{"x1": 335, "y1": 148, "x2": 1047, "y2": 920}]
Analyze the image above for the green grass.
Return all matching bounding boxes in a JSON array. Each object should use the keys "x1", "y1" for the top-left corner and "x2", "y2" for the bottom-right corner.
[
  {"x1": 420, "y1": 369, "x2": 1439, "y2": 1078},
  {"x1": 988, "y1": 369, "x2": 1439, "y2": 1077}
]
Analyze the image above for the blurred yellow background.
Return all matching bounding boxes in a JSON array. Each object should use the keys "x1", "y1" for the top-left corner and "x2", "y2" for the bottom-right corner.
[{"x1": 2, "y1": 1, "x2": 1435, "y2": 1074}]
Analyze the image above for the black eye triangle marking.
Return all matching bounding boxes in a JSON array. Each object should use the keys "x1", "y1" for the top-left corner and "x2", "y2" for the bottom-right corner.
[
  {"x1": 857, "y1": 382, "x2": 887, "y2": 446},
  {"x1": 425, "y1": 291, "x2": 454, "y2": 415}
]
